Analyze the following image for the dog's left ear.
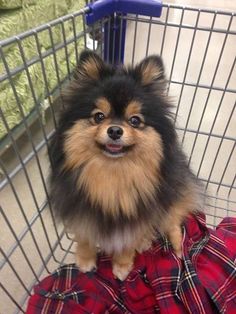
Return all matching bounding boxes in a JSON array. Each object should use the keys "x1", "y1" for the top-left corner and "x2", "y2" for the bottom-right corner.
[
  {"x1": 135, "y1": 55, "x2": 166, "y2": 87},
  {"x1": 74, "y1": 50, "x2": 106, "y2": 83}
]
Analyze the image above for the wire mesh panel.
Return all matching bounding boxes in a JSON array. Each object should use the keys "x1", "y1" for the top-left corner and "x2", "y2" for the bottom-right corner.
[
  {"x1": 0, "y1": 2, "x2": 235, "y2": 313},
  {"x1": 0, "y1": 7, "x2": 94, "y2": 313}
]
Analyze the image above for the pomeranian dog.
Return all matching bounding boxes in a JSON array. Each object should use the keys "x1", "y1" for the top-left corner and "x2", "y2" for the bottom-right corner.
[{"x1": 49, "y1": 50, "x2": 203, "y2": 280}]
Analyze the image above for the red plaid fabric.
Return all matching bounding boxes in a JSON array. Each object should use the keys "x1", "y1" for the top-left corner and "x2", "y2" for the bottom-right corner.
[{"x1": 26, "y1": 213, "x2": 236, "y2": 314}]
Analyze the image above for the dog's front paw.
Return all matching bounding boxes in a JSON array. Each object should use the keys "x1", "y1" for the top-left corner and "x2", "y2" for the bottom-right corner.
[
  {"x1": 75, "y1": 243, "x2": 97, "y2": 273},
  {"x1": 76, "y1": 255, "x2": 97, "y2": 273},
  {"x1": 112, "y1": 261, "x2": 133, "y2": 281},
  {"x1": 112, "y1": 250, "x2": 135, "y2": 280}
]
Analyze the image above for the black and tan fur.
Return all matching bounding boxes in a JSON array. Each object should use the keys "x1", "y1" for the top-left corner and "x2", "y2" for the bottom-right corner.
[{"x1": 49, "y1": 50, "x2": 204, "y2": 280}]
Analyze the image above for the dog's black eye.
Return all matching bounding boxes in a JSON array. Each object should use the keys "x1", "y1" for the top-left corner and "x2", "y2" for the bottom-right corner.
[
  {"x1": 94, "y1": 112, "x2": 105, "y2": 124},
  {"x1": 129, "y1": 116, "x2": 141, "y2": 128}
]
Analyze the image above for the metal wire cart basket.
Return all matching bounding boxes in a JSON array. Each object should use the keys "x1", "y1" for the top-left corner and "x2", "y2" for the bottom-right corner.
[{"x1": 0, "y1": 0, "x2": 235, "y2": 312}]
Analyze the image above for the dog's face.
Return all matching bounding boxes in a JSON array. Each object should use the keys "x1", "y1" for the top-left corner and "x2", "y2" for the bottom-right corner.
[
  {"x1": 59, "y1": 51, "x2": 175, "y2": 173},
  {"x1": 86, "y1": 97, "x2": 145, "y2": 159}
]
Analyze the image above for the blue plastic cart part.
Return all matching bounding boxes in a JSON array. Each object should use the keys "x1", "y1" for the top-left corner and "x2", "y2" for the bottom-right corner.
[{"x1": 86, "y1": 0, "x2": 163, "y2": 25}]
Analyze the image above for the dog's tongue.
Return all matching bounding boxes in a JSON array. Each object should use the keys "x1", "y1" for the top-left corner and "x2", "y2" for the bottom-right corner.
[{"x1": 106, "y1": 144, "x2": 123, "y2": 153}]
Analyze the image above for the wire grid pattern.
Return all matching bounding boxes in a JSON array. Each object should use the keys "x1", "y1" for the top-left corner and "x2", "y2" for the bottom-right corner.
[{"x1": 0, "y1": 3, "x2": 235, "y2": 313}]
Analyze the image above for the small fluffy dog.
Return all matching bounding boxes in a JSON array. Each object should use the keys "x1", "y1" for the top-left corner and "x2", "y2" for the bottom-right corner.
[{"x1": 49, "y1": 50, "x2": 203, "y2": 280}]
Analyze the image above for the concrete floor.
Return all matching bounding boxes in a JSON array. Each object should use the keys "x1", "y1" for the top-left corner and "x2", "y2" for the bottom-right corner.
[{"x1": 0, "y1": 1, "x2": 236, "y2": 313}]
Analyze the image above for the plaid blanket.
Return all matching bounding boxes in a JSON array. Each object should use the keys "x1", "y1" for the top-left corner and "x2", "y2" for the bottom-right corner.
[{"x1": 26, "y1": 213, "x2": 236, "y2": 314}]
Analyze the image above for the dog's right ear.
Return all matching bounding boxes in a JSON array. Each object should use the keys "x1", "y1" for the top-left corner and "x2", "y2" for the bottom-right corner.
[
  {"x1": 135, "y1": 55, "x2": 166, "y2": 87},
  {"x1": 74, "y1": 50, "x2": 106, "y2": 83}
]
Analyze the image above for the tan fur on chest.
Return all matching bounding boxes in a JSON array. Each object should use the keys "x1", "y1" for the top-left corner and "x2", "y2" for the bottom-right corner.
[{"x1": 78, "y1": 155, "x2": 159, "y2": 217}]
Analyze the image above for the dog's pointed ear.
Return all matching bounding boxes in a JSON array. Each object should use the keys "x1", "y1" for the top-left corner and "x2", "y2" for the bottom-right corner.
[
  {"x1": 135, "y1": 55, "x2": 166, "y2": 88},
  {"x1": 74, "y1": 50, "x2": 106, "y2": 83}
]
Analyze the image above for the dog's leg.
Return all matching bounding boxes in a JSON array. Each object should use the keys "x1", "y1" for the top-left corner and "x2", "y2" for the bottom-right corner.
[
  {"x1": 165, "y1": 183, "x2": 202, "y2": 258},
  {"x1": 167, "y1": 225, "x2": 182, "y2": 258},
  {"x1": 75, "y1": 241, "x2": 97, "y2": 273},
  {"x1": 158, "y1": 207, "x2": 184, "y2": 258},
  {"x1": 112, "y1": 249, "x2": 135, "y2": 281}
]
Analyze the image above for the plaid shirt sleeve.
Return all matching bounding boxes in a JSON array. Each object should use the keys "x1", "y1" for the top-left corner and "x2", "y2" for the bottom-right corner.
[{"x1": 26, "y1": 213, "x2": 236, "y2": 314}]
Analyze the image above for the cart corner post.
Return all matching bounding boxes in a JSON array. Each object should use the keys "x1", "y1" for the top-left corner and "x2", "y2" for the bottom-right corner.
[{"x1": 85, "y1": 0, "x2": 163, "y2": 64}]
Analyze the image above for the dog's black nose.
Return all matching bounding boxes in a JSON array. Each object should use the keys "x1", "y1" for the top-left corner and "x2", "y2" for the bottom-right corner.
[{"x1": 107, "y1": 126, "x2": 123, "y2": 140}]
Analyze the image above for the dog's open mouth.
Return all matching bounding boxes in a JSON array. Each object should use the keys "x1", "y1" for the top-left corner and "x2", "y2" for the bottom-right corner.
[
  {"x1": 105, "y1": 144, "x2": 124, "y2": 154},
  {"x1": 97, "y1": 143, "x2": 132, "y2": 157}
]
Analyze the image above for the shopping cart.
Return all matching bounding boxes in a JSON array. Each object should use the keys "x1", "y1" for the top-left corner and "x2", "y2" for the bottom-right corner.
[{"x1": 0, "y1": 0, "x2": 235, "y2": 313}]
